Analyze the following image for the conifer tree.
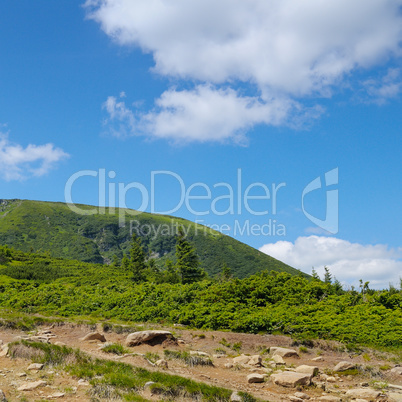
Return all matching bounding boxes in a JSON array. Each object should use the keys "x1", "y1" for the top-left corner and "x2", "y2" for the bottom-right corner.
[
  {"x1": 324, "y1": 266, "x2": 332, "y2": 284},
  {"x1": 175, "y1": 227, "x2": 204, "y2": 284},
  {"x1": 129, "y1": 233, "x2": 146, "y2": 282}
]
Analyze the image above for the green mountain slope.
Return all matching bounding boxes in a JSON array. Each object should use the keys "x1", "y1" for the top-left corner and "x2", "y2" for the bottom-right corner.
[{"x1": 0, "y1": 199, "x2": 302, "y2": 278}]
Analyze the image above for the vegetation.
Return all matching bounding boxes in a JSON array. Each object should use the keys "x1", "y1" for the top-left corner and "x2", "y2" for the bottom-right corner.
[
  {"x1": 0, "y1": 246, "x2": 401, "y2": 350},
  {"x1": 8, "y1": 340, "x2": 233, "y2": 401},
  {"x1": 0, "y1": 199, "x2": 301, "y2": 278}
]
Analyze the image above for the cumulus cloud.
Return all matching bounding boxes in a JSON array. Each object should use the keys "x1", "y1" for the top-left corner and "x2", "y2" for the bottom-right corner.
[
  {"x1": 86, "y1": 0, "x2": 402, "y2": 142},
  {"x1": 103, "y1": 86, "x2": 319, "y2": 143},
  {"x1": 260, "y1": 236, "x2": 402, "y2": 289},
  {"x1": 0, "y1": 132, "x2": 69, "y2": 181}
]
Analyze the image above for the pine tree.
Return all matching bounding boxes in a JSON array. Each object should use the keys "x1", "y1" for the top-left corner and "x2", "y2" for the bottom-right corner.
[
  {"x1": 129, "y1": 234, "x2": 146, "y2": 282},
  {"x1": 165, "y1": 259, "x2": 179, "y2": 284},
  {"x1": 221, "y1": 263, "x2": 232, "y2": 281},
  {"x1": 311, "y1": 267, "x2": 320, "y2": 280},
  {"x1": 324, "y1": 266, "x2": 332, "y2": 284},
  {"x1": 121, "y1": 255, "x2": 129, "y2": 270},
  {"x1": 175, "y1": 227, "x2": 204, "y2": 284}
]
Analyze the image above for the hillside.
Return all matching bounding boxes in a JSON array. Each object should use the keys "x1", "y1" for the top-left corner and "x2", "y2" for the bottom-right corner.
[{"x1": 0, "y1": 199, "x2": 301, "y2": 279}]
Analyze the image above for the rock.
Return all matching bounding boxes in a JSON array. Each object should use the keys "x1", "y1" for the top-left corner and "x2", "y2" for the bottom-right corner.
[
  {"x1": 17, "y1": 380, "x2": 47, "y2": 391},
  {"x1": 294, "y1": 392, "x2": 310, "y2": 399},
  {"x1": 224, "y1": 363, "x2": 234, "y2": 369},
  {"x1": 270, "y1": 347, "x2": 299, "y2": 358},
  {"x1": 317, "y1": 397, "x2": 341, "y2": 402},
  {"x1": 28, "y1": 336, "x2": 50, "y2": 343},
  {"x1": 27, "y1": 363, "x2": 44, "y2": 371},
  {"x1": 77, "y1": 379, "x2": 89, "y2": 386},
  {"x1": 272, "y1": 354, "x2": 285, "y2": 364},
  {"x1": 80, "y1": 332, "x2": 106, "y2": 342},
  {"x1": 48, "y1": 392, "x2": 65, "y2": 399},
  {"x1": 391, "y1": 367, "x2": 402, "y2": 375},
  {"x1": 54, "y1": 342, "x2": 66, "y2": 347},
  {"x1": 389, "y1": 392, "x2": 402, "y2": 401},
  {"x1": 248, "y1": 355, "x2": 262, "y2": 366},
  {"x1": 144, "y1": 381, "x2": 155, "y2": 389},
  {"x1": 0, "y1": 390, "x2": 6, "y2": 402},
  {"x1": 178, "y1": 339, "x2": 185, "y2": 345},
  {"x1": 271, "y1": 371, "x2": 311, "y2": 387},
  {"x1": 155, "y1": 359, "x2": 168, "y2": 369},
  {"x1": 312, "y1": 356, "x2": 324, "y2": 362},
  {"x1": 289, "y1": 397, "x2": 303, "y2": 402},
  {"x1": 230, "y1": 391, "x2": 242, "y2": 401},
  {"x1": 17, "y1": 373, "x2": 27, "y2": 377},
  {"x1": 295, "y1": 365, "x2": 319, "y2": 377},
  {"x1": 190, "y1": 351, "x2": 209, "y2": 357},
  {"x1": 326, "y1": 376, "x2": 336, "y2": 383},
  {"x1": 125, "y1": 331, "x2": 173, "y2": 346},
  {"x1": 345, "y1": 388, "x2": 381, "y2": 399},
  {"x1": 247, "y1": 373, "x2": 265, "y2": 383},
  {"x1": 0, "y1": 346, "x2": 8, "y2": 357},
  {"x1": 333, "y1": 361, "x2": 355, "y2": 371},
  {"x1": 233, "y1": 355, "x2": 250, "y2": 365}
]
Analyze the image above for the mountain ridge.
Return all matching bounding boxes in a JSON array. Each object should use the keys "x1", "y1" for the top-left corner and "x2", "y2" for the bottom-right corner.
[{"x1": 0, "y1": 198, "x2": 304, "y2": 279}]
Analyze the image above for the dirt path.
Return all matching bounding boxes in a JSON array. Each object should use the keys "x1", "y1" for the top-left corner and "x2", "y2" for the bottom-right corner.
[{"x1": 0, "y1": 322, "x2": 401, "y2": 401}]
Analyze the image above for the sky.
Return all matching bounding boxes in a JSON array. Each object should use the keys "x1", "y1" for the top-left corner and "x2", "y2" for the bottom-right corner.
[{"x1": 0, "y1": 0, "x2": 401, "y2": 289}]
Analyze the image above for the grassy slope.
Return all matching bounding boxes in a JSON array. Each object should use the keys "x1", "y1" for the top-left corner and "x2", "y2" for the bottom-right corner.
[{"x1": 0, "y1": 199, "x2": 302, "y2": 278}]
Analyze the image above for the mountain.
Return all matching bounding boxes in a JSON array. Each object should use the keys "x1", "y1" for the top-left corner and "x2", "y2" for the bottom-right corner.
[{"x1": 0, "y1": 199, "x2": 303, "y2": 278}]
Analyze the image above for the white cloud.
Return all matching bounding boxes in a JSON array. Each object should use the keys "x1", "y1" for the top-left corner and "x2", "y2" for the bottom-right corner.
[
  {"x1": 362, "y1": 68, "x2": 402, "y2": 104},
  {"x1": 86, "y1": 0, "x2": 402, "y2": 142},
  {"x1": 103, "y1": 86, "x2": 319, "y2": 143},
  {"x1": 0, "y1": 132, "x2": 69, "y2": 181},
  {"x1": 260, "y1": 235, "x2": 402, "y2": 289}
]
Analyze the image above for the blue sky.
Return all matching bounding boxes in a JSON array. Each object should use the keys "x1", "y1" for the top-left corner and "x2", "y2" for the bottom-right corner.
[{"x1": 0, "y1": 0, "x2": 401, "y2": 288}]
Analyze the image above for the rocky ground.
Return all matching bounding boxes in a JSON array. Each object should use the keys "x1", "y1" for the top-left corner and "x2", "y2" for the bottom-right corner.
[{"x1": 0, "y1": 322, "x2": 401, "y2": 401}]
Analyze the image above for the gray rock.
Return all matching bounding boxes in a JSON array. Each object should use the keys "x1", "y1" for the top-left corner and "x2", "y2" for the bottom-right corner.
[
  {"x1": 272, "y1": 354, "x2": 285, "y2": 364},
  {"x1": 391, "y1": 367, "x2": 402, "y2": 375},
  {"x1": 333, "y1": 361, "x2": 355, "y2": 371},
  {"x1": 17, "y1": 380, "x2": 47, "y2": 391},
  {"x1": 295, "y1": 365, "x2": 319, "y2": 377},
  {"x1": 155, "y1": 359, "x2": 168, "y2": 368},
  {"x1": 270, "y1": 347, "x2": 299, "y2": 358},
  {"x1": 247, "y1": 373, "x2": 265, "y2": 383},
  {"x1": 271, "y1": 371, "x2": 311, "y2": 387},
  {"x1": 294, "y1": 391, "x2": 310, "y2": 399},
  {"x1": 345, "y1": 388, "x2": 381, "y2": 399},
  {"x1": 80, "y1": 332, "x2": 106, "y2": 342},
  {"x1": 248, "y1": 355, "x2": 262, "y2": 366},
  {"x1": 233, "y1": 355, "x2": 250, "y2": 365},
  {"x1": 230, "y1": 391, "x2": 242, "y2": 401},
  {"x1": 125, "y1": 331, "x2": 173, "y2": 346},
  {"x1": 27, "y1": 363, "x2": 44, "y2": 371}
]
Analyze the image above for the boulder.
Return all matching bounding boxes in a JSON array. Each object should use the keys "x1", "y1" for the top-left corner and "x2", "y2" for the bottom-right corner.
[
  {"x1": 271, "y1": 371, "x2": 311, "y2": 387},
  {"x1": 248, "y1": 355, "x2": 262, "y2": 366},
  {"x1": 27, "y1": 363, "x2": 44, "y2": 371},
  {"x1": 345, "y1": 388, "x2": 381, "y2": 399},
  {"x1": 294, "y1": 392, "x2": 310, "y2": 399},
  {"x1": 270, "y1": 347, "x2": 299, "y2": 358},
  {"x1": 389, "y1": 392, "x2": 402, "y2": 402},
  {"x1": 17, "y1": 380, "x2": 47, "y2": 391},
  {"x1": 295, "y1": 365, "x2": 319, "y2": 377},
  {"x1": 247, "y1": 373, "x2": 265, "y2": 383},
  {"x1": 391, "y1": 367, "x2": 402, "y2": 375},
  {"x1": 312, "y1": 356, "x2": 324, "y2": 362},
  {"x1": 272, "y1": 354, "x2": 285, "y2": 364},
  {"x1": 224, "y1": 363, "x2": 233, "y2": 369},
  {"x1": 48, "y1": 392, "x2": 65, "y2": 399},
  {"x1": 333, "y1": 361, "x2": 355, "y2": 371},
  {"x1": 125, "y1": 331, "x2": 173, "y2": 346},
  {"x1": 233, "y1": 355, "x2": 250, "y2": 365},
  {"x1": 155, "y1": 359, "x2": 168, "y2": 369},
  {"x1": 190, "y1": 351, "x2": 209, "y2": 357},
  {"x1": 80, "y1": 332, "x2": 106, "y2": 342},
  {"x1": 230, "y1": 391, "x2": 242, "y2": 401}
]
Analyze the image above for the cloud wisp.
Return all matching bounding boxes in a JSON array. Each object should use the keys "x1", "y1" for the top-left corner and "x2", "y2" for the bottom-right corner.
[
  {"x1": 0, "y1": 132, "x2": 69, "y2": 181},
  {"x1": 260, "y1": 235, "x2": 402, "y2": 289},
  {"x1": 86, "y1": 0, "x2": 402, "y2": 143}
]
